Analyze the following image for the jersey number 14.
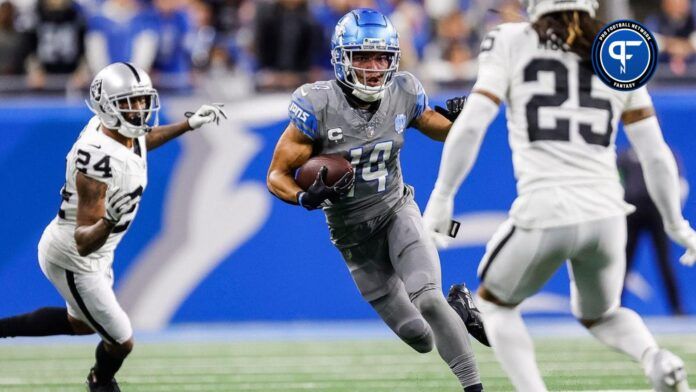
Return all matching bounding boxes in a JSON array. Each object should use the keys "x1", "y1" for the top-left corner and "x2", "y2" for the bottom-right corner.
[{"x1": 348, "y1": 141, "x2": 393, "y2": 197}]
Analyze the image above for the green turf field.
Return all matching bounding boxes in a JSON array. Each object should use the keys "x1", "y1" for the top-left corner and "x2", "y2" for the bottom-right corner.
[{"x1": 0, "y1": 336, "x2": 693, "y2": 391}]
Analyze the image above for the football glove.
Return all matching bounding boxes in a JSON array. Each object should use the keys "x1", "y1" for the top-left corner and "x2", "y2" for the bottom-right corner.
[
  {"x1": 434, "y1": 96, "x2": 467, "y2": 122},
  {"x1": 297, "y1": 166, "x2": 354, "y2": 211},
  {"x1": 664, "y1": 220, "x2": 696, "y2": 266},
  {"x1": 423, "y1": 191, "x2": 455, "y2": 249},
  {"x1": 104, "y1": 188, "x2": 140, "y2": 224},
  {"x1": 186, "y1": 103, "x2": 228, "y2": 129}
]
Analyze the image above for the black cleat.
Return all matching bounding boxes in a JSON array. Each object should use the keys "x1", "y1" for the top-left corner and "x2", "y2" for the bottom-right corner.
[
  {"x1": 447, "y1": 283, "x2": 490, "y2": 347},
  {"x1": 86, "y1": 368, "x2": 121, "y2": 392}
]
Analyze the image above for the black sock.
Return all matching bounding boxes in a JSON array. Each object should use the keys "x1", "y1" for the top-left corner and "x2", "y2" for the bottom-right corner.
[
  {"x1": 93, "y1": 341, "x2": 125, "y2": 384},
  {"x1": 0, "y1": 307, "x2": 75, "y2": 337},
  {"x1": 464, "y1": 383, "x2": 483, "y2": 392}
]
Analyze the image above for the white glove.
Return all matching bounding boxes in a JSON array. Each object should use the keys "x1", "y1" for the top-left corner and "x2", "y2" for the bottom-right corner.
[
  {"x1": 105, "y1": 188, "x2": 140, "y2": 224},
  {"x1": 664, "y1": 219, "x2": 696, "y2": 266},
  {"x1": 187, "y1": 103, "x2": 228, "y2": 129},
  {"x1": 422, "y1": 191, "x2": 455, "y2": 249}
]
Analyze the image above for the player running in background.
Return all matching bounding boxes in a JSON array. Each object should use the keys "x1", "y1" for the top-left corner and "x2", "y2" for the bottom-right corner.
[
  {"x1": 267, "y1": 8, "x2": 485, "y2": 391},
  {"x1": 423, "y1": 0, "x2": 695, "y2": 391},
  {"x1": 0, "y1": 62, "x2": 226, "y2": 392}
]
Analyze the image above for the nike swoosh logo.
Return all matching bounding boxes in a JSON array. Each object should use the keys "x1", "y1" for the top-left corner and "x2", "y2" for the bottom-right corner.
[
  {"x1": 300, "y1": 87, "x2": 308, "y2": 96},
  {"x1": 89, "y1": 144, "x2": 102, "y2": 149}
]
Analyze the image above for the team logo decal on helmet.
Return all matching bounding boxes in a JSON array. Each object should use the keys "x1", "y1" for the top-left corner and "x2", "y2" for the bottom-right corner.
[
  {"x1": 87, "y1": 62, "x2": 161, "y2": 138},
  {"x1": 591, "y1": 20, "x2": 658, "y2": 91},
  {"x1": 331, "y1": 8, "x2": 401, "y2": 102},
  {"x1": 90, "y1": 79, "x2": 103, "y2": 102}
]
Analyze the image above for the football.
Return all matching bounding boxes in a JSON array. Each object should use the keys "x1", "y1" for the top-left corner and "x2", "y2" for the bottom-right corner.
[{"x1": 295, "y1": 154, "x2": 354, "y2": 190}]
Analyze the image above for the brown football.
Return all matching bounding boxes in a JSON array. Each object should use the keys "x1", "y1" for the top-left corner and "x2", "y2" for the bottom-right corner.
[{"x1": 295, "y1": 154, "x2": 354, "y2": 190}]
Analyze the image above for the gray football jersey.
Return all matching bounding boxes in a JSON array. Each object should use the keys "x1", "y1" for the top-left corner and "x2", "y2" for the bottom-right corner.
[{"x1": 289, "y1": 72, "x2": 428, "y2": 227}]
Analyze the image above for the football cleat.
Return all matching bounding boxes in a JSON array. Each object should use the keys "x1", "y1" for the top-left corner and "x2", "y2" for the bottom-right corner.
[
  {"x1": 643, "y1": 348, "x2": 690, "y2": 392},
  {"x1": 86, "y1": 368, "x2": 121, "y2": 392},
  {"x1": 447, "y1": 283, "x2": 490, "y2": 347}
]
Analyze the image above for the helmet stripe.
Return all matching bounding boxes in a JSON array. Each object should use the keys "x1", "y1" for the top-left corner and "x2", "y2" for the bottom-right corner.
[{"x1": 121, "y1": 62, "x2": 141, "y2": 83}]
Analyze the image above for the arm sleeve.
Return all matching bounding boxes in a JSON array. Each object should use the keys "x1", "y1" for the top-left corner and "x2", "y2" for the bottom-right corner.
[
  {"x1": 288, "y1": 87, "x2": 319, "y2": 140},
  {"x1": 624, "y1": 115, "x2": 684, "y2": 228},
  {"x1": 431, "y1": 93, "x2": 501, "y2": 199},
  {"x1": 472, "y1": 27, "x2": 510, "y2": 101}
]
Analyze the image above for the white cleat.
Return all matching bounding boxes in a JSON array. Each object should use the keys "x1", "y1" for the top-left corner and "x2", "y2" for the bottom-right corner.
[{"x1": 643, "y1": 348, "x2": 690, "y2": 392}]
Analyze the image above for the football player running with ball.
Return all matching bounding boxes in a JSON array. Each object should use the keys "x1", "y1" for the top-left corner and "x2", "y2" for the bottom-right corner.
[
  {"x1": 423, "y1": 1, "x2": 695, "y2": 391},
  {"x1": 268, "y1": 9, "x2": 485, "y2": 391},
  {"x1": 0, "y1": 62, "x2": 226, "y2": 391}
]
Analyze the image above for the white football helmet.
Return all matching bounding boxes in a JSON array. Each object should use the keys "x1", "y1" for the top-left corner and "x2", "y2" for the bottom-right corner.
[
  {"x1": 522, "y1": 0, "x2": 599, "y2": 22},
  {"x1": 87, "y1": 62, "x2": 160, "y2": 138}
]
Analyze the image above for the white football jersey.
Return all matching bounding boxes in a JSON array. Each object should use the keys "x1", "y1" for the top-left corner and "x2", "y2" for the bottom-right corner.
[
  {"x1": 474, "y1": 23, "x2": 653, "y2": 228},
  {"x1": 40, "y1": 116, "x2": 148, "y2": 272}
]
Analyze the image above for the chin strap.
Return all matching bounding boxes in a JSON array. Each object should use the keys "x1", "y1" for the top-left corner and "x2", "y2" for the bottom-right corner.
[
  {"x1": 118, "y1": 123, "x2": 149, "y2": 138},
  {"x1": 351, "y1": 87, "x2": 384, "y2": 102}
]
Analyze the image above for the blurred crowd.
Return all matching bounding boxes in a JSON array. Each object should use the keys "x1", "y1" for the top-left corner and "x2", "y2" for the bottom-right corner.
[{"x1": 0, "y1": 0, "x2": 695, "y2": 96}]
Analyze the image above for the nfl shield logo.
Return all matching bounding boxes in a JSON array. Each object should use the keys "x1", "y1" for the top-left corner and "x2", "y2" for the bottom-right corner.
[{"x1": 395, "y1": 114, "x2": 406, "y2": 134}]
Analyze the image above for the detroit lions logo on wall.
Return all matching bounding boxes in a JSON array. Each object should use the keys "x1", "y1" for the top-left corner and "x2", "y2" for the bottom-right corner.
[
  {"x1": 591, "y1": 20, "x2": 658, "y2": 91},
  {"x1": 394, "y1": 114, "x2": 406, "y2": 134}
]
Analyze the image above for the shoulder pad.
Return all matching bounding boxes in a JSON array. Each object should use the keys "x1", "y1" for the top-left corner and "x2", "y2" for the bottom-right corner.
[
  {"x1": 392, "y1": 72, "x2": 423, "y2": 96},
  {"x1": 296, "y1": 81, "x2": 333, "y2": 106},
  {"x1": 392, "y1": 72, "x2": 428, "y2": 121},
  {"x1": 290, "y1": 83, "x2": 330, "y2": 140},
  {"x1": 73, "y1": 139, "x2": 121, "y2": 182},
  {"x1": 481, "y1": 22, "x2": 531, "y2": 51},
  {"x1": 495, "y1": 22, "x2": 532, "y2": 38}
]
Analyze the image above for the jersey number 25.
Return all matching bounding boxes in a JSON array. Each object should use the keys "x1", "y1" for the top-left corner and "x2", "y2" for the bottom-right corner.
[{"x1": 525, "y1": 59, "x2": 614, "y2": 147}]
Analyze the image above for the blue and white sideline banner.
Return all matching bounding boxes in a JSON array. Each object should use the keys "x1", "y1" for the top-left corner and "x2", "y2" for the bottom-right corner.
[{"x1": 0, "y1": 91, "x2": 694, "y2": 329}]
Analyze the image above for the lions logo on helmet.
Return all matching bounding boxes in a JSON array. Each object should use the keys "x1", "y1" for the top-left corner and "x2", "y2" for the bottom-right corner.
[
  {"x1": 87, "y1": 62, "x2": 160, "y2": 138},
  {"x1": 331, "y1": 8, "x2": 401, "y2": 102},
  {"x1": 522, "y1": 0, "x2": 599, "y2": 22}
]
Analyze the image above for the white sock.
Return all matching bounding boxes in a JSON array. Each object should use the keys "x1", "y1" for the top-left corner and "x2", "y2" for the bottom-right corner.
[
  {"x1": 587, "y1": 307, "x2": 658, "y2": 362},
  {"x1": 478, "y1": 297, "x2": 548, "y2": 392}
]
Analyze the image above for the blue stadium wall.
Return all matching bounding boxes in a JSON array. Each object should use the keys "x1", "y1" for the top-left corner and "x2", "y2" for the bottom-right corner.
[{"x1": 0, "y1": 90, "x2": 694, "y2": 329}]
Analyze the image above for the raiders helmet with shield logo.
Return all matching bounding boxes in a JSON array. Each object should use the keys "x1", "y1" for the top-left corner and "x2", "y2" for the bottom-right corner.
[{"x1": 87, "y1": 62, "x2": 160, "y2": 138}]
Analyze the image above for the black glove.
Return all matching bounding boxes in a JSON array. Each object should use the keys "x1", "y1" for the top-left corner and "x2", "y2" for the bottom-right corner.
[
  {"x1": 297, "y1": 166, "x2": 355, "y2": 211},
  {"x1": 434, "y1": 96, "x2": 468, "y2": 122}
]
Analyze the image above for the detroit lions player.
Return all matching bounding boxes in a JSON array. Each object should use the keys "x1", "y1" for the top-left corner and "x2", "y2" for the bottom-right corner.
[
  {"x1": 267, "y1": 9, "x2": 484, "y2": 391},
  {"x1": 423, "y1": 1, "x2": 695, "y2": 391},
  {"x1": 0, "y1": 62, "x2": 225, "y2": 392}
]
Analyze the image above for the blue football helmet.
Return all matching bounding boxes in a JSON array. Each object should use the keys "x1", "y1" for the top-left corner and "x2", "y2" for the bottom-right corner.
[{"x1": 331, "y1": 8, "x2": 400, "y2": 102}]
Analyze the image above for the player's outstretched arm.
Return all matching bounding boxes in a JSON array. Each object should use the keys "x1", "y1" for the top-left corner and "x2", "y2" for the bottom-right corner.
[
  {"x1": 73, "y1": 173, "x2": 114, "y2": 256},
  {"x1": 623, "y1": 106, "x2": 696, "y2": 266},
  {"x1": 412, "y1": 96, "x2": 468, "y2": 141},
  {"x1": 145, "y1": 103, "x2": 227, "y2": 151},
  {"x1": 412, "y1": 108, "x2": 455, "y2": 141},
  {"x1": 422, "y1": 90, "x2": 500, "y2": 246},
  {"x1": 267, "y1": 122, "x2": 313, "y2": 205}
]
